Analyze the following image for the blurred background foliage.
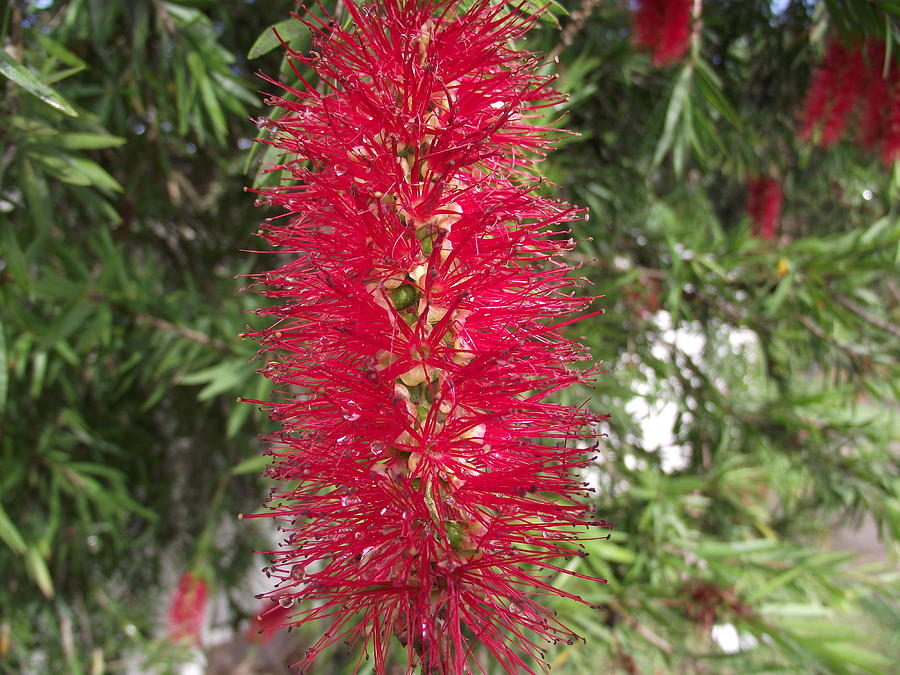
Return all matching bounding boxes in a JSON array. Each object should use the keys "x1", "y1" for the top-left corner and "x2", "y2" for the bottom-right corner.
[{"x1": 0, "y1": 0, "x2": 898, "y2": 673}]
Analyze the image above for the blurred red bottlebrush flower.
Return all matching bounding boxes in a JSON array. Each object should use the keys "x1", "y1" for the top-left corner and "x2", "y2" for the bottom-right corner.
[
  {"x1": 167, "y1": 572, "x2": 207, "y2": 646},
  {"x1": 246, "y1": 594, "x2": 293, "y2": 645},
  {"x1": 631, "y1": 0, "x2": 693, "y2": 67},
  {"x1": 799, "y1": 37, "x2": 900, "y2": 164},
  {"x1": 858, "y1": 42, "x2": 891, "y2": 150},
  {"x1": 883, "y1": 88, "x2": 900, "y2": 164},
  {"x1": 746, "y1": 175, "x2": 782, "y2": 241},
  {"x1": 240, "y1": 0, "x2": 608, "y2": 672},
  {"x1": 681, "y1": 581, "x2": 750, "y2": 632}
]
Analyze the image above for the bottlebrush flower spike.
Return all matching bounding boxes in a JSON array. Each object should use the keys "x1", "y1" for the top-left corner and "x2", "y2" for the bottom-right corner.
[
  {"x1": 241, "y1": 0, "x2": 608, "y2": 672},
  {"x1": 746, "y1": 175, "x2": 782, "y2": 241},
  {"x1": 798, "y1": 39, "x2": 861, "y2": 145},
  {"x1": 799, "y1": 36, "x2": 899, "y2": 164},
  {"x1": 632, "y1": 0, "x2": 693, "y2": 67},
  {"x1": 167, "y1": 572, "x2": 207, "y2": 646}
]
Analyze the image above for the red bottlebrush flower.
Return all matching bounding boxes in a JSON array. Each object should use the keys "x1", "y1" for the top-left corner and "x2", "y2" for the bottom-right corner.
[
  {"x1": 167, "y1": 572, "x2": 207, "y2": 646},
  {"x1": 820, "y1": 44, "x2": 866, "y2": 146},
  {"x1": 799, "y1": 39, "x2": 845, "y2": 143},
  {"x1": 799, "y1": 36, "x2": 899, "y2": 163},
  {"x1": 882, "y1": 86, "x2": 900, "y2": 165},
  {"x1": 746, "y1": 175, "x2": 782, "y2": 241},
  {"x1": 858, "y1": 41, "x2": 891, "y2": 149},
  {"x1": 798, "y1": 39, "x2": 862, "y2": 145},
  {"x1": 632, "y1": 0, "x2": 693, "y2": 67},
  {"x1": 241, "y1": 0, "x2": 607, "y2": 673}
]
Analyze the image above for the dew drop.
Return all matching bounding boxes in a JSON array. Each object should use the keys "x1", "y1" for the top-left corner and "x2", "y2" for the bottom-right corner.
[
  {"x1": 340, "y1": 494, "x2": 360, "y2": 507},
  {"x1": 334, "y1": 165, "x2": 347, "y2": 176},
  {"x1": 278, "y1": 596, "x2": 295, "y2": 608},
  {"x1": 341, "y1": 405, "x2": 362, "y2": 422},
  {"x1": 290, "y1": 564, "x2": 305, "y2": 581}
]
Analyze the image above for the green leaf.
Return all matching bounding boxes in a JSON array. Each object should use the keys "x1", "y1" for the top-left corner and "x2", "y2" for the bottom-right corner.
[
  {"x1": 0, "y1": 51, "x2": 78, "y2": 117},
  {"x1": 0, "y1": 318, "x2": 6, "y2": 415},
  {"x1": 180, "y1": 359, "x2": 247, "y2": 401},
  {"x1": 29, "y1": 151, "x2": 123, "y2": 192},
  {"x1": 816, "y1": 642, "x2": 892, "y2": 670},
  {"x1": 25, "y1": 547, "x2": 55, "y2": 598},
  {"x1": 230, "y1": 455, "x2": 269, "y2": 477},
  {"x1": 764, "y1": 271, "x2": 795, "y2": 315},
  {"x1": 589, "y1": 541, "x2": 636, "y2": 564},
  {"x1": 694, "y1": 58, "x2": 742, "y2": 130},
  {"x1": 0, "y1": 503, "x2": 26, "y2": 555},
  {"x1": 0, "y1": 221, "x2": 29, "y2": 290},
  {"x1": 652, "y1": 63, "x2": 693, "y2": 170},
  {"x1": 694, "y1": 539, "x2": 781, "y2": 559},
  {"x1": 33, "y1": 32, "x2": 86, "y2": 70},
  {"x1": 247, "y1": 18, "x2": 306, "y2": 60},
  {"x1": 55, "y1": 133, "x2": 126, "y2": 150}
]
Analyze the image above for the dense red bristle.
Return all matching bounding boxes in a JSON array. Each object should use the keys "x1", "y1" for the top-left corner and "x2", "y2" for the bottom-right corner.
[{"x1": 244, "y1": 1, "x2": 607, "y2": 673}]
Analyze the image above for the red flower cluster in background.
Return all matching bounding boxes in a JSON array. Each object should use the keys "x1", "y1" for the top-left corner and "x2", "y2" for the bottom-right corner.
[
  {"x1": 746, "y1": 175, "x2": 782, "y2": 241},
  {"x1": 631, "y1": 0, "x2": 693, "y2": 67},
  {"x1": 167, "y1": 572, "x2": 207, "y2": 646},
  {"x1": 799, "y1": 38, "x2": 900, "y2": 165},
  {"x1": 242, "y1": 0, "x2": 607, "y2": 673},
  {"x1": 246, "y1": 593, "x2": 294, "y2": 645}
]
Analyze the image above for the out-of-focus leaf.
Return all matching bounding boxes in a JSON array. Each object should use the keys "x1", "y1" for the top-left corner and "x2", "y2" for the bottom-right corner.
[
  {"x1": 0, "y1": 317, "x2": 6, "y2": 414},
  {"x1": 247, "y1": 17, "x2": 307, "y2": 59},
  {"x1": 33, "y1": 33, "x2": 88, "y2": 70},
  {"x1": 589, "y1": 540, "x2": 636, "y2": 564},
  {"x1": 815, "y1": 642, "x2": 893, "y2": 669},
  {"x1": 0, "y1": 223, "x2": 29, "y2": 291},
  {"x1": 0, "y1": 51, "x2": 78, "y2": 117},
  {"x1": 30, "y1": 151, "x2": 123, "y2": 192},
  {"x1": 25, "y1": 548, "x2": 54, "y2": 599},
  {"x1": 695, "y1": 58, "x2": 742, "y2": 131},
  {"x1": 652, "y1": 63, "x2": 693, "y2": 170},
  {"x1": 55, "y1": 133, "x2": 126, "y2": 150},
  {"x1": 180, "y1": 359, "x2": 248, "y2": 401},
  {"x1": 694, "y1": 539, "x2": 782, "y2": 559},
  {"x1": 230, "y1": 455, "x2": 269, "y2": 477},
  {"x1": 0, "y1": 504, "x2": 26, "y2": 555}
]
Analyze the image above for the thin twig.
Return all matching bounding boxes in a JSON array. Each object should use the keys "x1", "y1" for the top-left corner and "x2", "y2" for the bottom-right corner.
[
  {"x1": 132, "y1": 310, "x2": 231, "y2": 352},
  {"x1": 798, "y1": 314, "x2": 870, "y2": 360},
  {"x1": 91, "y1": 292, "x2": 233, "y2": 353},
  {"x1": 548, "y1": 0, "x2": 603, "y2": 62},
  {"x1": 833, "y1": 293, "x2": 900, "y2": 340}
]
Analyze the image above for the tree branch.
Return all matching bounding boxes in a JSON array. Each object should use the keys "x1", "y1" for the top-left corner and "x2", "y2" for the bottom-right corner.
[{"x1": 833, "y1": 293, "x2": 900, "y2": 340}]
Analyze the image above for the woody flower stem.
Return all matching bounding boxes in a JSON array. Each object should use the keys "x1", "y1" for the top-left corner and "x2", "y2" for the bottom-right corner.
[{"x1": 241, "y1": 1, "x2": 608, "y2": 672}]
